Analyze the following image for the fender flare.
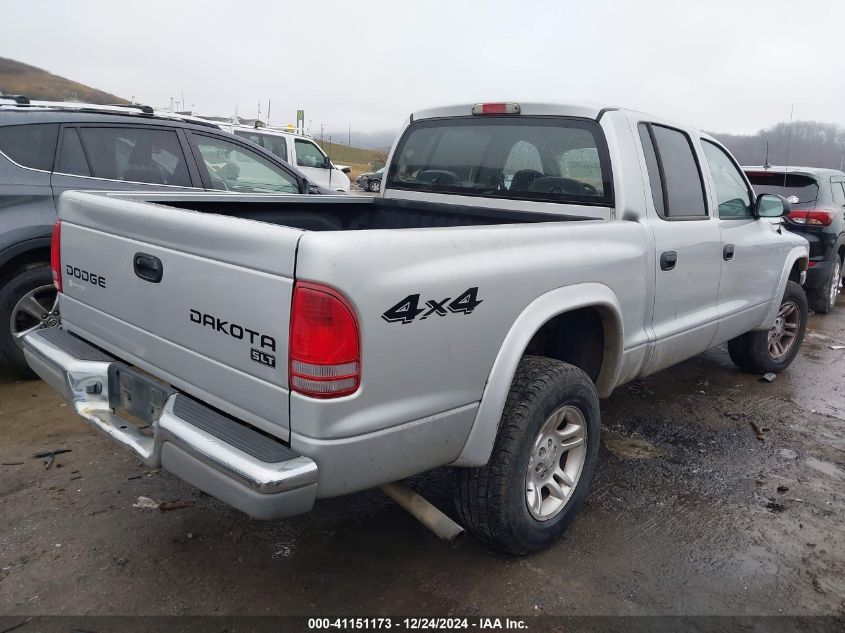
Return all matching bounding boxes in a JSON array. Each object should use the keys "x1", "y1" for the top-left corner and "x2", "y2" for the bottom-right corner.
[
  {"x1": 452, "y1": 282, "x2": 625, "y2": 467},
  {"x1": 759, "y1": 246, "x2": 809, "y2": 330}
]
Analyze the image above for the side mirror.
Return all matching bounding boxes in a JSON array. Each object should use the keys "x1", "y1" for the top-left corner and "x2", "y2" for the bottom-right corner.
[
  {"x1": 340, "y1": 166, "x2": 351, "y2": 174},
  {"x1": 300, "y1": 177, "x2": 310, "y2": 194},
  {"x1": 324, "y1": 155, "x2": 332, "y2": 169},
  {"x1": 755, "y1": 193, "x2": 790, "y2": 218}
]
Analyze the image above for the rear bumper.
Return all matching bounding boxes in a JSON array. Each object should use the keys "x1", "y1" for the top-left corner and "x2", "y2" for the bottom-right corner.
[{"x1": 23, "y1": 327, "x2": 317, "y2": 519}]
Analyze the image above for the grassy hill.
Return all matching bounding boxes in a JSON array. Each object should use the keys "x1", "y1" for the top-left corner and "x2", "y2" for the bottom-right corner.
[
  {"x1": 0, "y1": 57, "x2": 127, "y2": 104},
  {"x1": 319, "y1": 139, "x2": 388, "y2": 178}
]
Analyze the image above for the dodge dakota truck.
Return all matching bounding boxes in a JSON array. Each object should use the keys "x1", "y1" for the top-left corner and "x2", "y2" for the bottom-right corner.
[{"x1": 23, "y1": 102, "x2": 809, "y2": 554}]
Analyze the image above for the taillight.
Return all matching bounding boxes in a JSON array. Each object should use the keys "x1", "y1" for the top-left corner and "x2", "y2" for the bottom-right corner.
[
  {"x1": 50, "y1": 220, "x2": 62, "y2": 292},
  {"x1": 289, "y1": 282, "x2": 360, "y2": 398},
  {"x1": 471, "y1": 102, "x2": 521, "y2": 115},
  {"x1": 788, "y1": 209, "x2": 833, "y2": 226}
]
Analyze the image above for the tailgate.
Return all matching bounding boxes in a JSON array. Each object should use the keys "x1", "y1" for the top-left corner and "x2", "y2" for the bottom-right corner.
[{"x1": 56, "y1": 191, "x2": 301, "y2": 440}]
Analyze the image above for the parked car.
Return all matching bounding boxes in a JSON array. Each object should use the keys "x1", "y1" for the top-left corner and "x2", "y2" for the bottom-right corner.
[
  {"x1": 24, "y1": 101, "x2": 808, "y2": 554},
  {"x1": 219, "y1": 123, "x2": 351, "y2": 193},
  {"x1": 356, "y1": 167, "x2": 384, "y2": 192},
  {"x1": 744, "y1": 166, "x2": 845, "y2": 313},
  {"x1": 0, "y1": 96, "x2": 323, "y2": 376}
]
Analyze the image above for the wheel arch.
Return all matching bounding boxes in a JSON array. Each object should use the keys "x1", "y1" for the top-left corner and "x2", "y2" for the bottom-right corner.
[
  {"x1": 0, "y1": 238, "x2": 52, "y2": 282},
  {"x1": 761, "y1": 247, "x2": 809, "y2": 330},
  {"x1": 452, "y1": 282, "x2": 624, "y2": 467}
]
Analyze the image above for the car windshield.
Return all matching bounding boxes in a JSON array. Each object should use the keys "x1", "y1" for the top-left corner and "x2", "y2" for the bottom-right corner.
[
  {"x1": 745, "y1": 172, "x2": 819, "y2": 204},
  {"x1": 387, "y1": 116, "x2": 612, "y2": 205}
]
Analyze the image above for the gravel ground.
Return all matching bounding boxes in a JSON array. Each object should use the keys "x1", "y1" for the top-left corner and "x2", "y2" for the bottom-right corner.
[{"x1": 0, "y1": 309, "x2": 843, "y2": 620}]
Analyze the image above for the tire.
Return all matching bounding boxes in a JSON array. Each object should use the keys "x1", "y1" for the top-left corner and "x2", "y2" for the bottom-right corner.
[
  {"x1": 453, "y1": 356, "x2": 600, "y2": 555},
  {"x1": 369, "y1": 180, "x2": 380, "y2": 193},
  {"x1": 728, "y1": 280, "x2": 807, "y2": 374},
  {"x1": 807, "y1": 254, "x2": 842, "y2": 314},
  {"x1": 0, "y1": 263, "x2": 57, "y2": 377}
]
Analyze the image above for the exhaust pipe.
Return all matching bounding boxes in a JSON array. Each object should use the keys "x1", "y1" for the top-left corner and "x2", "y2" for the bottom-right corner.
[{"x1": 380, "y1": 482, "x2": 465, "y2": 547}]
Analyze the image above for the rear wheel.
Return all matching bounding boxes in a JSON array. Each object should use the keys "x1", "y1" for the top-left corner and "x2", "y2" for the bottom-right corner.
[
  {"x1": 728, "y1": 281, "x2": 807, "y2": 374},
  {"x1": 0, "y1": 264, "x2": 58, "y2": 377},
  {"x1": 807, "y1": 254, "x2": 841, "y2": 314},
  {"x1": 453, "y1": 356, "x2": 600, "y2": 554}
]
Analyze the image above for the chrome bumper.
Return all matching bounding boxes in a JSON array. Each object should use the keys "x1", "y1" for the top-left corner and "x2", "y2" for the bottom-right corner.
[{"x1": 23, "y1": 327, "x2": 317, "y2": 519}]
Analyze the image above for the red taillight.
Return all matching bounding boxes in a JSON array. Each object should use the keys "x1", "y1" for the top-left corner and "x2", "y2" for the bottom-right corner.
[
  {"x1": 788, "y1": 209, "x2": 833, "y2": 226},
  {"x1": 289, "y1": 282, "x2": 360, "y2": 398},
  {"x1": 50, "y1": 220, "x2": 62, "y2": 292},
  {"x1": 471, "y1": 102, "x2": 521, "y2": 115}
]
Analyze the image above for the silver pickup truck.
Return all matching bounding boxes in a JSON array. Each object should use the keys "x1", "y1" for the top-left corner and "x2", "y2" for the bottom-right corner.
[{"x1": 23, "y1": 102, "x2": 809, "y2": 554}]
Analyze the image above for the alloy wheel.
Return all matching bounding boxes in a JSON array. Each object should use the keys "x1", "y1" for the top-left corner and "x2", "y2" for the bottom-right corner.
[
  {"x1": 10, "y1": 284, "x2": 59, "y2": 349},
  {"x1": 767, "y1": 300, "x2": 800, "y2": 360},
  {"x1": 525, "y1": 405, "x2": 587, "y2": 521}
]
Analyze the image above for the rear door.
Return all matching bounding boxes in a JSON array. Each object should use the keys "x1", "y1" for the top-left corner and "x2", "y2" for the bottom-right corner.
[
  {"x1": 637, "y1": 122, "x2": 722, "y2": 374},
  {"x1": 51, "y1": 124, "x2": 202, "y2": 200},
  {"x1": 700, "y1": 140, "x2": 785, "y2": 342},
  {"x1": 57, "y1": 192, "x2": 301, "y2": 439}
]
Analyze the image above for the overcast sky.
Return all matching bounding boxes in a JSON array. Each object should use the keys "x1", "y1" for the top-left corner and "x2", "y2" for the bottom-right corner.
[{"x1": 2, "y1": 0, "x2": 843, "y2": 143}]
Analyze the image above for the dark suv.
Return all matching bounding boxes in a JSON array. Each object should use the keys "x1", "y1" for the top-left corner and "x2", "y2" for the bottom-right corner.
[
  {"x1": 744, "y1": 166, "x2": 845, "y2": 313},
  {"x1": 0, "y1": 97, "x2": 319, "y2": 375}
]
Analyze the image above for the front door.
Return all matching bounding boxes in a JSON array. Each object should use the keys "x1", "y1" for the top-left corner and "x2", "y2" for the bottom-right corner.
[{"x1": 699, "y1": 139, "x2": 788, "y2": 343}]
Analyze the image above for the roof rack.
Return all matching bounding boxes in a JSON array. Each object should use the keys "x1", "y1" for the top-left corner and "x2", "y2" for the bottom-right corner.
[
  {"x1": 0, "y1": 96, "x2": 220, "y2": 128},
  {"x1": 0, "y1": 94, "x2": 31, "y2": 105}
]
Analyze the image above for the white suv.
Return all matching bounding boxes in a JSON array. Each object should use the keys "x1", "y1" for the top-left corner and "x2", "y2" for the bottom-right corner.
[{"x1": 219, "y1": 123, "x2": 350, "y2": 192}]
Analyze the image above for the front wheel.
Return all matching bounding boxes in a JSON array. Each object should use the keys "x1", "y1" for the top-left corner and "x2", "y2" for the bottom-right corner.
[
  {"x1": 369, "y1": 180, "x2": 381, "y2": 193},
  {"x1": 728, "y1": 280, "x2": 808, "y2": 374},
  {"x1": 453, "y1": 356, "x2": 600, "y2": 555}
]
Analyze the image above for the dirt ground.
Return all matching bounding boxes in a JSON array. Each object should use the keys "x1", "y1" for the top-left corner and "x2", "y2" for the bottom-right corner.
[{"x1": 1, "y1": 309, "x2": 843, "y2": 620}]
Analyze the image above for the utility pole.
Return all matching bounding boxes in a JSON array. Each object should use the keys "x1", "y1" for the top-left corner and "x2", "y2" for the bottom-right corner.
[
  {"x1": 348, "y1": 123, "x2": 351, "y2": 147},
  {"x1": 320, "y1": 124, "x2": 324, "y2": 143}
]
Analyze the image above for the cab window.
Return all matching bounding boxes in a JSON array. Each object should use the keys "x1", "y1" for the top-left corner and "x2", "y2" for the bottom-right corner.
[
  {"x1": 701, "y1": 140, "x2": 753, "y2": 219},
  {"x1": 192, "y1": 134, "x2": 299, "y2": 194},
  {"x1": 295, "y1": 139, "x2": 327, "y2": 168}
]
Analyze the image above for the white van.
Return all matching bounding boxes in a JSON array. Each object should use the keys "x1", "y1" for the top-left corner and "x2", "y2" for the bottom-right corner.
[{"x1": 220, "y1": 123, "x2": 351, "y2": 192}]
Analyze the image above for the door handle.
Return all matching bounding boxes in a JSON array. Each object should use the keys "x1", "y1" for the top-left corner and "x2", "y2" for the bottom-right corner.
[
  {"x1": 723, "y1": 244, "x2": 735, "y2": 261},
  {"x1": 660, "y1": 251, "x2": 677, "y2": 271},
  {"x1": 133, "y1": 253, "x2": 163, "y2": 283}
]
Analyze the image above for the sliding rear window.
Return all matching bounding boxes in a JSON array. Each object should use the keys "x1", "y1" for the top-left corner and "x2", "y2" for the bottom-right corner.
[
  {"x1": 745, "y1": 172, "x2": 819, "y2": 205},
  {"x1": 387, "y1": 116, "x2": 613, "y2": 206}
]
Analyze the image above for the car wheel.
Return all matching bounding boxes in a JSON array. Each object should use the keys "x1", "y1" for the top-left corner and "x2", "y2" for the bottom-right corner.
[
  {"x1": 728, "y1": 281, "x2": 807, "y2": 374},
  {"x1": 453, "y1": 356, "x2": 600, "y2": 554},
  {"x1": 807, "y1": 255, "x2": 841, "y2": 314},
  {"x1": 0, "y1": 263, "x2": 58, "y2": 377},
  {"x1": 369, "y1": 180, "x2": 380, "y2": 193}
]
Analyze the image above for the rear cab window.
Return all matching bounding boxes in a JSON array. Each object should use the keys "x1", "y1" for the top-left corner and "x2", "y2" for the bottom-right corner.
[
  {"x1": 387, "y1": 116, "x2": 613, "y2": 206},
  {"x1": 638, "y1": 122, "x2": 708, "y2": 219},
  {"x1": 0, "y1": 123, "x2": 59, "y2": 171},
  {"x1": 745, "y1": 172, "x2": 819, "y2": 207}
]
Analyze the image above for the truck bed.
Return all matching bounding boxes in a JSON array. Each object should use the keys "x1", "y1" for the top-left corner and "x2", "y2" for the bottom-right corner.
[{"x1": 117, "y1": 192, "x2": 587, "y2": 231}]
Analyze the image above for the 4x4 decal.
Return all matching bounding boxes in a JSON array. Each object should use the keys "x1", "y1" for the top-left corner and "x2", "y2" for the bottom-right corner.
[{"x1": 382, "y1": 287, "x2": 483, "y2": 324}]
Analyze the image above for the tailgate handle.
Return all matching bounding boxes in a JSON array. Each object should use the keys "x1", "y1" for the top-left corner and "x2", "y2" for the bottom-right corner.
[{"x1": 133, "y1": 253, "x2": 163, "y2": 283}]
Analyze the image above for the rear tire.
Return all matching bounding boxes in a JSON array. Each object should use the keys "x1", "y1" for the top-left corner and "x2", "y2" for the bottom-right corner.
[
  {"x1": 807, "y1": 254, "x2": 841, "y2": 314},
  {"x1": 0, "y1": 263, "x2": 56, "y2": 377},
  {"x1": 728, "y1": 281, "x2": 807, "y2": 374},
  {"x1": 453, "y1": 356, "x2": 600, "y2": 555}
]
